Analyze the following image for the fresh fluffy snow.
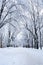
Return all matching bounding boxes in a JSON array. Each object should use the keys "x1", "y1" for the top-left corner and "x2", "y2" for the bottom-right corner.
[{"x1": 0, "y1": 47, "x2": 43, "y2": 65}]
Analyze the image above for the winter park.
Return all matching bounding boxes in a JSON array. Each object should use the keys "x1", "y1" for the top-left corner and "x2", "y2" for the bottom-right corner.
[{"x1": 0, "y1": 0, "x2": 43, "y2": 65}]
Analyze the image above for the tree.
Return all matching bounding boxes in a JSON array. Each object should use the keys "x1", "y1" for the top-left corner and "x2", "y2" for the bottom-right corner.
[
  {"x1": 0, "y1": 34, "x2": 3, "y2": 48},
  {"x1": 0, "y1": 0, "x2": 18, "y2": 28},
  {"x1": 17, "y1": 0, "x2": 43, "y2": 49}
]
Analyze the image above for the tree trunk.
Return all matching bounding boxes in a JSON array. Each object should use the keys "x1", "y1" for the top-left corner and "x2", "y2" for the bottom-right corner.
[
  {"x1": 34, "y1": 22, "x2": 39, "y2": 49},
  {"x1": 40, "y1": 32, "x2": 42, "y2": 49}
]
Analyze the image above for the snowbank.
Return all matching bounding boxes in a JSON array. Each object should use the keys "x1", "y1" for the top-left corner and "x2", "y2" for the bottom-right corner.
[{"x1": 0, "y1": 47, "x2": 43, "y2": 65}]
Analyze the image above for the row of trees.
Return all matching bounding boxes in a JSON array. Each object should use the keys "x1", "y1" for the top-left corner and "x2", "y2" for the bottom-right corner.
[{"x1": 0, "y1": 0, "x2": 43, "y2": 49}]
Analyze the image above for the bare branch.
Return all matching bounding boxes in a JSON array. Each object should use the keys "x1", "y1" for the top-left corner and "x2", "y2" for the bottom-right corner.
[{"x1": 0, "y1": 0, "x2": 6, "y2": 19}]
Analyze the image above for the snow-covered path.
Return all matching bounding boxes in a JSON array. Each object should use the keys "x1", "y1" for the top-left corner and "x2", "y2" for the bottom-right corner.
[{"x1": 0, "y1": 47, "x2": 43, "y2": 65}]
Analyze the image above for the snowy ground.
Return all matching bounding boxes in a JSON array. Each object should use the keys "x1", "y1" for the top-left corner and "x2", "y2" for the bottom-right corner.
[{"x1": 0, "y1": 47, "x2": 43, "y2": 65}]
